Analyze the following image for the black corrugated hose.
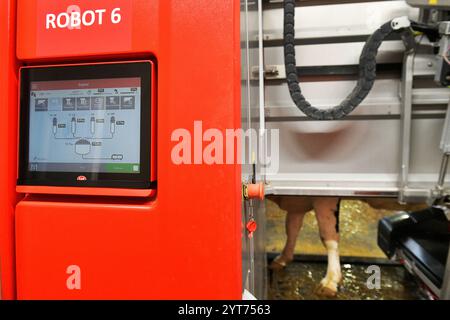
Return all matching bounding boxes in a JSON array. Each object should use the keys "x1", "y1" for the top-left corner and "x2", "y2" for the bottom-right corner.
[{"x1": 284, "y1": 0, "x2": 410, "y2": 120}]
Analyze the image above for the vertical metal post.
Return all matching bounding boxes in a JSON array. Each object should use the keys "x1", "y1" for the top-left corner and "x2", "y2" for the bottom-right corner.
[
  {"x1": 433, "y1": 102, "x2": 450, "y2": 200},
  {"x1": 246, "y1": 0, "x2": 265, "y2": 297},
  {"x1": 441, "y1": 245, "x2": 450, "y2": 299},
  {"x1": 437, "y1": 153, "x2": 450, "y2": 191},
  {"x1": 258, "y1": 0, "x2": 265, "y2": 136},
  {"x1": 399, "y1": 52, "x2": 415, "y2": 204},
  {"x1": 257, "y1": 0, "x2": 267, "y2": 184},
  {"x1": 244, "y1": 0, "x2": 252, "y2": 155}
]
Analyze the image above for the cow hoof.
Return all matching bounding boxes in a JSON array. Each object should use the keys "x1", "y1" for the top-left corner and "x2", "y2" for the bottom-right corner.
[
  {"x1": 315, "y1": 283, "x2": 338, "y2": 298},
  {"x1": 269, "y1": 255, "x2": 293, "y2": 271},
  {"x1": 315, "y1": 275, "x2": 341, "y2": 298}
]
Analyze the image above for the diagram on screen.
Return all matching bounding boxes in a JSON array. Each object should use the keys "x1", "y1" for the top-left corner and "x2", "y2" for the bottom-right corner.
[
  {"x1": 52, "y1": 115, "x2": 124, "y2": 161},
  {"x1": 28, "y1": 78, "x2": 142, "y2": 173}
]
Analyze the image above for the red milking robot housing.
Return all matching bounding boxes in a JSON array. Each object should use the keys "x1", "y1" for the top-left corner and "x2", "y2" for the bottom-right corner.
[{"x1": 0, "y1": 0, "x2": 243, "y2": 299}]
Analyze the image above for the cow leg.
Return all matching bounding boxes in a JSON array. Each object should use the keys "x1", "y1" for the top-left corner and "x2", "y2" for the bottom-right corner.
[
  {"x1": 313, "y1": 198, "x2": 342, "y2": 297},
  {"x1": 269, "y1": 197, "x2": 312, "y2": 270}
]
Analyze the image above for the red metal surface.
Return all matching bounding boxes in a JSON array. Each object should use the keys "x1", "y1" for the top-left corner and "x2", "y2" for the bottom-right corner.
[
  {"x1": 17, "y1": 0, "x2": 160, "y2": 62},
  {"x1": 16, "y1": 186, "x2": 156, "y2": 198},
  {"x1": 12, "y1": 0, "x2": 242, "y2": 299},
  {"x1": 0, "y1": 0, "x2": 20, "y2": 300}
]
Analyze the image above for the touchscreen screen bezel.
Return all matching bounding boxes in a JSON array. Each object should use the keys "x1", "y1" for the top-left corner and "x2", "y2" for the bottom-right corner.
[{"x1": 18, "y1": 62, "x2": 152, "y2": 189}]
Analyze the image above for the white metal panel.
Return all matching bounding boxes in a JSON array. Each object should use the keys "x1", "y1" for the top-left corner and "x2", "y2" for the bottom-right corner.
[
  {"x1": 265, "y1": 79, "x2": 402, "y2": 114},
  {"x1": 264, "y1": 79, "x2": 450, "y2": 118},
  {"x1": 265, "y1": 41, "x2": 406, "y2": 66},
  {"x1": 263, "y1": 1, "x2": 419, "y2": 40},
  {"x1": 266, "y1": 118, "x2": 449, "y2": 196}
]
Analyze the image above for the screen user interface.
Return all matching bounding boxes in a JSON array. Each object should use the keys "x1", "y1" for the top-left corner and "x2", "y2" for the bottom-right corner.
[{"x1": 28, "y1": 78, "x2": 142, "y2": 174}]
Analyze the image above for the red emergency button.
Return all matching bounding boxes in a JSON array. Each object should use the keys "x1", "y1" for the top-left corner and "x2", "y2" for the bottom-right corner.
[
  {"x1": 246, "y1": 220, "x2": 257, "y2": 233},
  {"x1": 246, "y1": 220, "x2": 257, "y2": 238}
]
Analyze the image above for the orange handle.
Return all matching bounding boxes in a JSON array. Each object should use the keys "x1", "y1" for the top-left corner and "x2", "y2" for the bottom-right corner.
[{"x1": 246, "y1": 183, "x2": 264, "y2": 200}]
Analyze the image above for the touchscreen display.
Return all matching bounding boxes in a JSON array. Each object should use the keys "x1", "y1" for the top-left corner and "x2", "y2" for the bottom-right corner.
[{"x1": 28, "y1": 78, "x2": 142, "y2": 174}]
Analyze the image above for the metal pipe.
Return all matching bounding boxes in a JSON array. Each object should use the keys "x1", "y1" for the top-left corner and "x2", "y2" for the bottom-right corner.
[
  {"x1": 258, "y1": 0, "x2": 265, "y2": 134},
  {"x1": 441, "y1": 246, "x2": 450, "y2": 300},
  {"x1": 438, "y1": 153, "x2": 450, "y2": 190},
  {"x1": 399, "y1": 52, "x2": 415, "y2": 204}
]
